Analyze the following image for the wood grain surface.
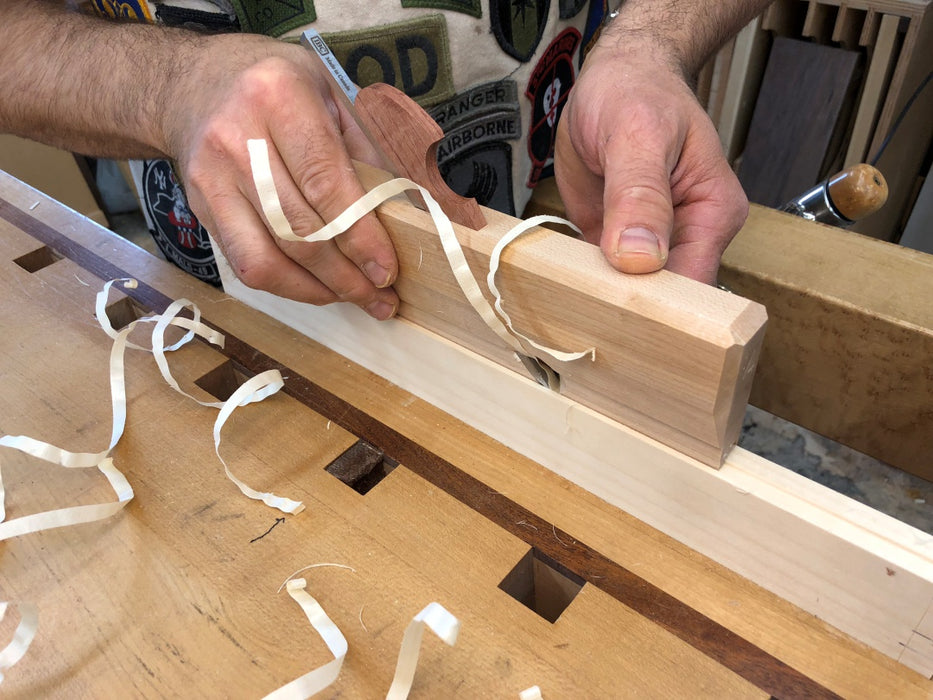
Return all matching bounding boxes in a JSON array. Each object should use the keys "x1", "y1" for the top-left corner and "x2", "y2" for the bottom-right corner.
[{"x1": 0, "y1": 173, "x2": 931, "y2": 696}]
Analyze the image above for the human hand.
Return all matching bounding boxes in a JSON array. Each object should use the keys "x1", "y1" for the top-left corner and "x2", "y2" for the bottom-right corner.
[
  {"x1": 554, "y1": 38, "x2": 748, "y2": 285},
  {"x1": 164, "y1": 34, "x2": 399, "y2": 319}
]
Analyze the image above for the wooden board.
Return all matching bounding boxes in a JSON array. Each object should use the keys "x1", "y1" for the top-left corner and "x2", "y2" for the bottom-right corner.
[
  {"x1": 720, "y1": 204, "x2": 933, "y2": 478},
  {"x1": 527, "y1": 176, "x2": 933, "y2": 480},
  {"x1": 2, "y1": 170, "x2": 933, "y2": 696},
  {"x1": 324, "y1": 165, "x2": 766, "y2": 468},
  {"x1": 737, "y1": 36, "x2": 862, "y2": 208}
]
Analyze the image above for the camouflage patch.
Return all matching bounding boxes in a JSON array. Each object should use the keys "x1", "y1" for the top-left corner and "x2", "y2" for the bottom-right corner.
[
  {"x1": 558, "y1": 0, "x2": 587, "y2": 19},
  {"x1": 322, "y1": 15, "x2": 454, "y2": 107},
  {"x1": 140, "y1": 160, "x2": 220, "y2": 284},
  {"x1": 439, "y1": 142, "x2": 516, "y2": 216},
  {"x1": 489, "y1": 0, "x2": 550, "y2": 62},
  {"x1": 401, "y1": 0, "x2": 482, "y2": 18},
  {"x1": 436, "y1": 110, "x2": 522, "y2": 164},
  {"x1": 89, "y1": 0, "x2": 153, "y2": 21},
  {"x1": 525, "y1": 28, "x2": 580, "y2": 187},
  {"x1": 230, "y1": 0, "x2": 316, "y2": 37},
  {"x1": 427, "y1": 79, "x2": 519, "y2": 131},
  {"x1": 579, "y1": 0, "x2": 608, "y2": 68}
]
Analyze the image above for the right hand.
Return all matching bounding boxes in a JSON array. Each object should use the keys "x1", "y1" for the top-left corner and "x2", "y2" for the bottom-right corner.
[{"x1": 163, "y1": 34, "x2": 400, "y2": 320}]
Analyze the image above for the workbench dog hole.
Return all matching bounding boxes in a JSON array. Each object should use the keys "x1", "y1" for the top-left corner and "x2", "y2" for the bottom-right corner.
[
  {"x1": 13, "y1": 245, "x2": 61, "y2": 273},
  {"x1": 499, "y1": 548, "x2": 584, "y2": 623},
  {"x1": 195, "y1": 360, "x2": 252, "y2": 402},
  {"x1": 325, "y1": 439, "x2": 398, "y2": 495},
  {"x1": 103, "y1": 295, "x2": 150, "y2": 331}
]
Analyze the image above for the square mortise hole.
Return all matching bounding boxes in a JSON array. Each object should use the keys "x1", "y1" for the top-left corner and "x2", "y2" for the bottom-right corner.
[
  {"x1": 14, "y1": 246, "x2": 61, "y2": 273},
  {"x1": 499, "y1": 548, "x2": 584, "y2": 623},
  {"x1": 195, "y1": 360, "x2": 252, "y2": 402},
  {"x1": 325, "y1": 439, "x2": 398, "y2": 495},
  {"x1": 104, "y1": 296, "x2": 150, "y2": 331}
]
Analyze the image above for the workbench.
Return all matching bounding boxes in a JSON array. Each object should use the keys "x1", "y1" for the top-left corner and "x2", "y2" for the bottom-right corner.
[{"x1": 1, "y1": 169, "x2": 931, "y2": 697}]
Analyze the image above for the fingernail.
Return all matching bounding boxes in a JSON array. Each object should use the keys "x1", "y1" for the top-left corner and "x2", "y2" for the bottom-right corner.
[
  {"x1": 616, "y1": 227, "x2": 664, "y2": 260},
  {"x1": 363, "y1": 261, "x2": 392, "y2": 288},
  {"x1": 365, "y1": 300, "x2": 397, "y2": 321}
]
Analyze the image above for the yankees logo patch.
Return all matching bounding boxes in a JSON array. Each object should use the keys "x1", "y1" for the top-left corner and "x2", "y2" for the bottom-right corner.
[
  {"x1": 230, "y1": 0, "x2": 316, "y2": 37},
  {"x1": 490, "y1": 0, "x2": 550, "y2": 62},
  {"x1": 322, "y1": 15, "x2": 454, "y2": 106},
  {"x1": 141, "y1": 160, "x2": 220, "y2": 284},
  {"x1": 89, "y1": 0, "x2": 153, "y2": 21},
  {"x1": 525, "y1": 27, "x2": 580, "y2": 187}
]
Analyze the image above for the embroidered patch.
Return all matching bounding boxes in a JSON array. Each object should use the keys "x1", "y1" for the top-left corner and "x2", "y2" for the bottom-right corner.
[
  {"x1": 440, "y1": 142, "x2": 516, "y2": 215},
  {"x1": 155, "y1": 5, "x2": 239, "y2": 32},
  {"x1": 322, "y1": 15, "x2": 454, "y2": 107},
  {"x1": 490, "y1": 0, "x2": 550, "y2": 62},
  {"x1": 230, "y1": 0, "x2": 316, "y2": 37},
  {"x1": 88, "y1": 0, "x2": 153, "y2": 21},
  {"x1": 558, "y1": 0, "x2": 587, "y2": 19},
  {"x1": 525, "y1": 28, "x2": 580, "y2": 187},
  {"x1": 401, "y1": 0, "x2": 482, "y2": 18},
  {"x1": 579, "y1": 0, "x2": 608, "y2": 68},
  {"x1": 428, "y1": 79, "x2": 519, "y2": 131},
  {"x1": 141, "y1": 160, "x2": 220, "y2": 284}
]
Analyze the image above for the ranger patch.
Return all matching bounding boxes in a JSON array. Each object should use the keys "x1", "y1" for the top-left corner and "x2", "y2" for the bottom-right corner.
[
  {"x1": 428, "y1": 79, "x2": 519, "y2": 131},
  {"x1": 322, "y1": 15, "x2": 454, "y2": 107},
  {"x1": 401, "y1": 0, "x2": 482, "y2": 18},
  {"x1": 89, "y1": 0, "x2": 153, "y2": 21},
  {"x1": 525, "y1": 28, "x2": 580, "y2": 187},
  {"x1": 230, "y1": 0, "x2": 316, "y2": 37},
  {"x1": 490, "y1": 0, "x2": 550, "y2": 62},
  {"x1": 141, "y1": 160, "x2": 219, "y2": 284}
]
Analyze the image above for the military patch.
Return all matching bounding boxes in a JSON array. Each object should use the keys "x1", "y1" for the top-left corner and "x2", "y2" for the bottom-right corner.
[
  {"x1": 230, "y1": 0, "x2": 316, "y2": 37},
  {"x1": 322, "y1": 15, "x2": 454, "y2": 107},
  {"x1": 427, "y1": 79, "x2": 519, "y2": 131},
  {"x1": 558, "y1": 0, "x2": 587, "y2": 19},
  {"x1": 439, "y1": 142, "x2": 516, "y2": 216},
  {"x1": 525, "y1": 28, "x2": 580, "y2": 188},
  {"x1": 140, "y1": 160, "x2": 220, "y2": 284},
  {"x1": 89, "y1": 0, "x2": 153, "y2": 21},
  {"x1": 490, "y1": 0, "x2": 550, "y2": 62},
  {"x1": 579, "y1": 0, "x2": 608, "y2": 68},
  {"x1": 401, "y1": 0, "x2": 482, "y2": 18}
]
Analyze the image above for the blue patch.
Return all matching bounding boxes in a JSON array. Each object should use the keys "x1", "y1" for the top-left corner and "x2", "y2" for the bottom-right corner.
[
  {"x1": 579, "y1": 0, "x2": 608, "y2": 68},
  {"x1": 141, "y1": 160, "x2": 219, "y2": 284},
  {"x1": 89, "y1": 0, "x2": 153, "y2": 21}
]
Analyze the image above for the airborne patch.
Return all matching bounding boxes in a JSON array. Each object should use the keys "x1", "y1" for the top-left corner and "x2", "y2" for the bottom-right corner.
[
  {"x1": 322, "y1": 14, "x2": 454, "y2": 107},
  {"x1": 525, "y1": 28, "x2": 580, "y2": 188},
  {"x1": 88, "y1": 0, "x2": 153, "y2": 21},
  {"x1": 140, "y1": 160, "x2": 220, "y2": 284},
  {"x1": 490, "y1": 0, "x2": 550, "y2": 62},
  {"x1": 230, "y1": 0, "x2": 316, "y2": 37},
  {"x1": 401, "y1": 0, "x2": 482, "y2": 18},
  {"x1": 430, "y1": 80, "x2": 521, "y2": 216}
]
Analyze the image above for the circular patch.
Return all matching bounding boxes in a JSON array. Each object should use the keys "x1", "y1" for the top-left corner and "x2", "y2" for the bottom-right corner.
[{"x1": 141, "y1": 159, "x2": 220, "y2": 285}]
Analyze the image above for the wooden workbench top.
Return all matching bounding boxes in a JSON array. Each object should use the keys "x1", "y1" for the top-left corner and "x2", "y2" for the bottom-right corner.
[{"x1": 0, "y1": 170, "x2": 929, "y2": 698}]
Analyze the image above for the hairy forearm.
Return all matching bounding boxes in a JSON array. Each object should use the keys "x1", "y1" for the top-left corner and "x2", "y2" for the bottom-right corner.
[
  {"x1": 604, "y1": 0, "x2": 773, "y2": 77},
  {"x1": 0, "y1": 1, "x2": 200, "y2": 158}
]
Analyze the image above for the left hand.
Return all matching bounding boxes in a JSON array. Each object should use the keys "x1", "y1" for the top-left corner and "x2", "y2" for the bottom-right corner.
[{"x1": 555, "y1": 39, "x2": 748, "y2": 285}]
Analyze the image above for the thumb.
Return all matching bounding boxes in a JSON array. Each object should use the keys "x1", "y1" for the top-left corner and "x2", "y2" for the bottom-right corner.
[{"x1": 600, "y1": 153, "x2": 674, "y2": 275}]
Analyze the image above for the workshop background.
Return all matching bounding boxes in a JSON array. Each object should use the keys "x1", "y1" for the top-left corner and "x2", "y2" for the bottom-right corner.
[{"x1": 1, "y1": 0, "x2": 931, "y2": 531}]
